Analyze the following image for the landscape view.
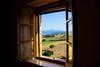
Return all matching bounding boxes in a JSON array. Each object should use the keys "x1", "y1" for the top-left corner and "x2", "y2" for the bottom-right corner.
[{"x1": 40, "y1": 11, "x2": 72, "y2": 62}]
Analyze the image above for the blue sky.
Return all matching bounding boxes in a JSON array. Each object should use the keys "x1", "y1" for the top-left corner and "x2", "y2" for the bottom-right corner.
[{"x1": 41, "y1": 11, "x2": 72, "y2": 32}]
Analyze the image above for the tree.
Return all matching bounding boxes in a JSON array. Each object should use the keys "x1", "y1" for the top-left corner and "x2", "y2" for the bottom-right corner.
[{"x1": 60, "y1": 56, "x2": 66, "y2": 59}]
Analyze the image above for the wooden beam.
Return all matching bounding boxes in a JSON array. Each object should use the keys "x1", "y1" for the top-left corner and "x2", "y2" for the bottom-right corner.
[
  {"x1": 35, "y1": 1, "x2": 65, "y2": 13},
  {"x1": 66, "y1": 1, "x2": 69, "y2": 63},
  {"x1": 39, "y1": 8, "x2": 65, "y2": 15},
  {"x1": 71, "y1": 0, "x2": 79, "y2": 67},
  {"x1": 33, "y1": 10, "x2": 40, "y2": 57},
  {"x1": 32, "y1": 0, "x2": 71, "y2": 15}
]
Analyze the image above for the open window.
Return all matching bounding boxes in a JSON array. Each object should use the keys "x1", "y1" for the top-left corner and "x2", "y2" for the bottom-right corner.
[
  {"x1": 33, "y1": 1, "x2": 73, "y2": 64},
  {"x1": 39, "y1": 11, "x2": 73, "y2": 63},
  {"x1": 17, "y1": 0, "x2": 73, "y2": 66}
]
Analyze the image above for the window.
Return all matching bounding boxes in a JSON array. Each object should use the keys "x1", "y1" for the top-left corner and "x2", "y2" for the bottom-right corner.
[
  {"x1": 17, "y1": 1, "x2": 73, "y2": 65},
  {"x1": 38, "y1": 10, "x2": 73, "y2": 63},
  {"x1": 40, "y1": 11, "x2": 66, "y2": 61}
]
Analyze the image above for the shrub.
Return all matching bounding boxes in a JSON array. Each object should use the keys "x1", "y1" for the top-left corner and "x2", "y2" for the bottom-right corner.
[
  {"x1": 42, "y1": 39, "x2": 46, "y2": 42},
  {"x1": 42, "y1": 50, "x2": 54, "y2": 57},
  {"x1": 49, "y1": 45, "x2": 55, "y2": 48},
  {"x1": 60, "y1": 56, "x2": 66, "y2": 59}
]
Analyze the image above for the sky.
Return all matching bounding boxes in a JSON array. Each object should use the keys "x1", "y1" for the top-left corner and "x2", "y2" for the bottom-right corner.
[{"x1": 41, "y1": 11, "x2": 72, "y2": 32}]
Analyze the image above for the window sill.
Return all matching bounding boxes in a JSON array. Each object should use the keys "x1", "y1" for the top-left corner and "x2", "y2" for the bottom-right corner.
[
  {"x1": 26, "y1": 58, "x2": 65, "y2": 67},
  {"x1": 36, "y1": 57, "x2": 66, "y2": 65},
  {"x1": 25, "y1": 58, "x2": 72, "y2": 67}
]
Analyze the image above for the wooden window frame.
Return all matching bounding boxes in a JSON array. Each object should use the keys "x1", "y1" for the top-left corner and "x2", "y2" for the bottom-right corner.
[{"x1": 32, "y1": 0, "x2": 73, "y2": 65}]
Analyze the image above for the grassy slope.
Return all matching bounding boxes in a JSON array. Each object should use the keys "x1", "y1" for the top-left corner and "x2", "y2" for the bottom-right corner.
[{"x1": 42, "y1": 36, "x2": 72, "y2": 59}]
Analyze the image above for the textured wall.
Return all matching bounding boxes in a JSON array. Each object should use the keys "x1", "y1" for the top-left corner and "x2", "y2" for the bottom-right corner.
[{"x1": 17, "y1": 7, "x2": 34, "y2": 60}]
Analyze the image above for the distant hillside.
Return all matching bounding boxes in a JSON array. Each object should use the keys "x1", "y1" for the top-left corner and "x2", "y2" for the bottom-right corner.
[{"x1": 42, "y1": 29, "x2": 65, "y2": 36}]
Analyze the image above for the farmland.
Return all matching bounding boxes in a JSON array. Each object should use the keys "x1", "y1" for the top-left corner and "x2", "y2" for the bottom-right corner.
[{"x1": 41, "y1": 34, "x2": 72, "y2": 61}]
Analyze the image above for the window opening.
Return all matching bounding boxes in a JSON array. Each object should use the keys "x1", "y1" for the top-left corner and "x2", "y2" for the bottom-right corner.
[{"x1": 40, "y1": 11, "x2": 67, "y2": 61}]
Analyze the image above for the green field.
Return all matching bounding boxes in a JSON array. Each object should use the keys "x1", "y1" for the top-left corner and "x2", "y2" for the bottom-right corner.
[{"x1": 41, "y1": 35, "x2": 72, "y2": 61}]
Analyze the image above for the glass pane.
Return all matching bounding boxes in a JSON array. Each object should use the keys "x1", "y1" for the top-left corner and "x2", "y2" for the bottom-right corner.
[
  {"x1": 68, "y1": 11, "x2": 73, "y2": 63},
  {"x1": 41, "y1": 11, "x2": 66, "y2": 61}
]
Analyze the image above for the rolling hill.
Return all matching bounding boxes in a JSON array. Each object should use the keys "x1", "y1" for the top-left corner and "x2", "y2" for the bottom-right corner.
[{"x1": 42, "y1": 29, "x2": 66, "y2": 36}]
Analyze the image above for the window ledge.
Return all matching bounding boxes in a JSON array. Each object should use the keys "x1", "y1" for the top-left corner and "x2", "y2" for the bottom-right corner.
[
  {"x1": 26, "y1": 58, "x2": 67, "y2": 67},
  {"x1": 36, "y1": 57, "x2": 66, "y2": 65}
]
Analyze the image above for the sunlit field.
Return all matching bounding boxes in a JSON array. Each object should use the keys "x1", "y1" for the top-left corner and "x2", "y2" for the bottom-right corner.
[{"x1": 41, "y1": 35, "x2": 72, "y2": 61}]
